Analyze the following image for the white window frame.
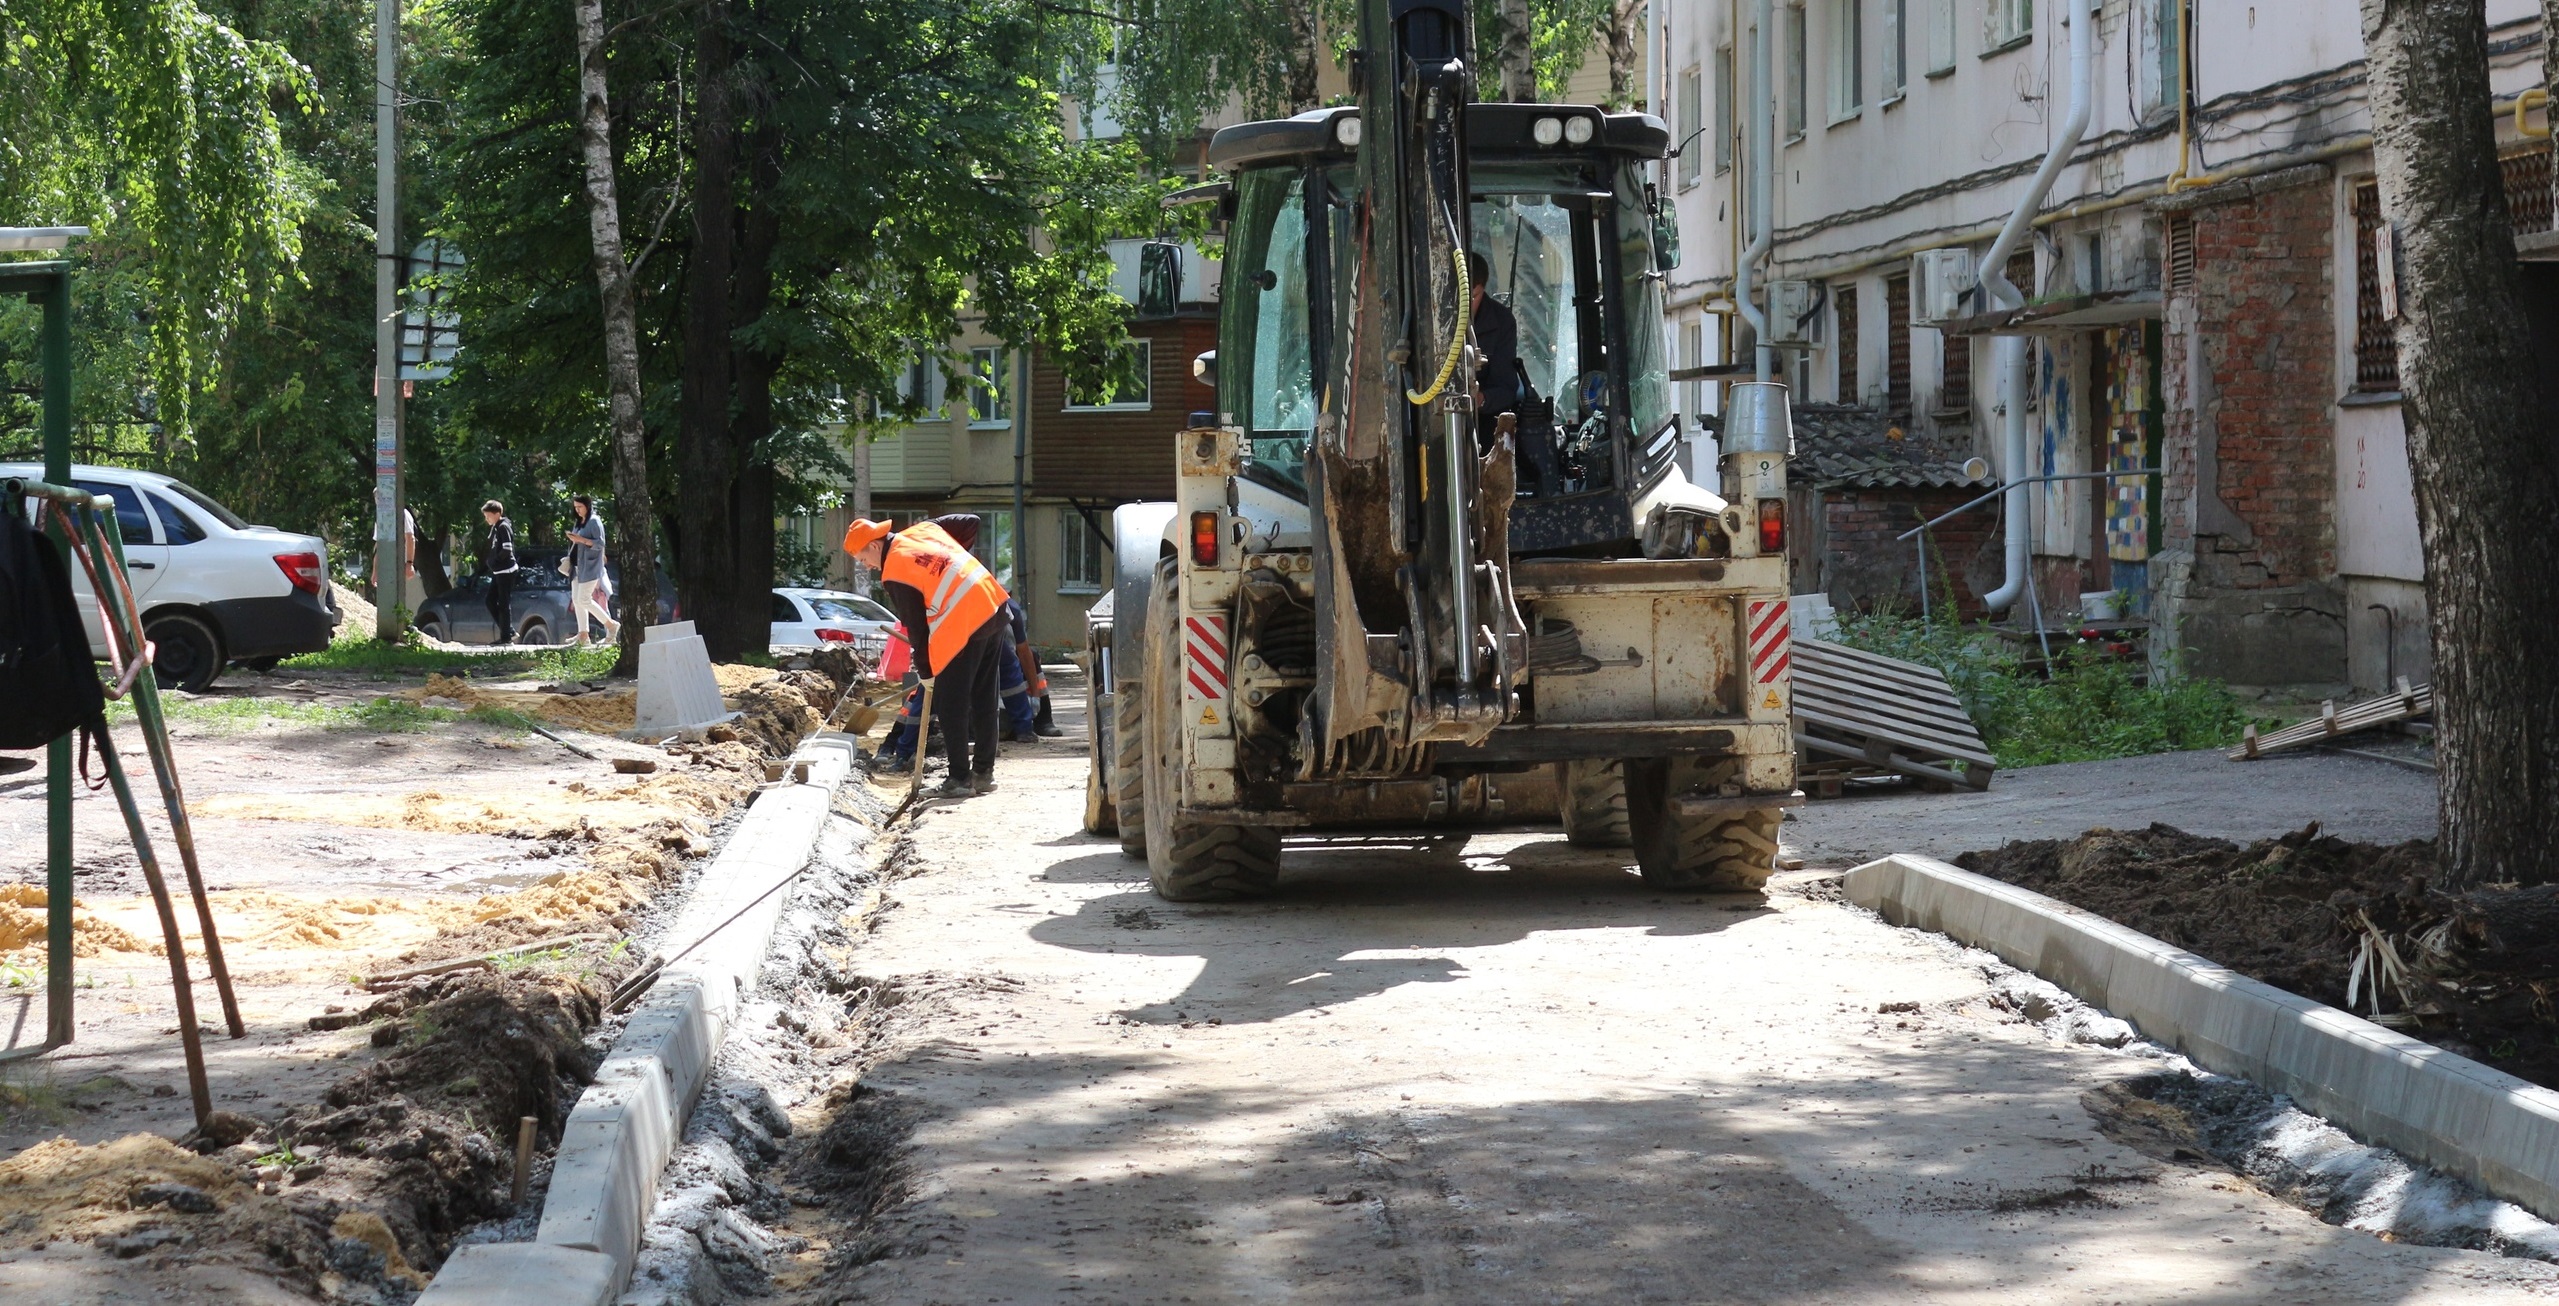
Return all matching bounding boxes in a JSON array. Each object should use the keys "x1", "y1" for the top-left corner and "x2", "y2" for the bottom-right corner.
[
  {"x1": 968, "y1": 346, "x2": 1012, "y2": 428},
  {"x1": 1829, "y1": 0, "x2": 1863, "y2": 124},
  {"x1": 1058, "y1": 511, "x2": 1105, "y2": 594},
  {"x1": 1880, "y1": 0, "x2": 1906, "y2": 101},
  {"x1": 1782, "y1": 2, "x2": 1807, "y2": 141},
  {"x1": 1713, "y1": 47, "x2": 1736, "y2": 174},
  {"x1": 1926, "y1": 0, "x2": 1957, "y2": 74},
  {"x1": 897, "y1": 353, "x2": 946, "y2": 418},
  {"x1": 2137, "y1": 0, "x2": 2178, "y2": 122},
  {"x1": 1063, "y1": 339, "x2": 1153, "y2": 412},
  {"x1": 1678, "y1": 66, "x2": 1705, "y2": 188},
  {"x1": 1983, "y1": 0, "x2": 2031, "y2": 54}
]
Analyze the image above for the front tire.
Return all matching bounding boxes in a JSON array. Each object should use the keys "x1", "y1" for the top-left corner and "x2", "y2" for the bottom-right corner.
[
  {"x1": 1083, "y1": 689, "x2": 1120, "y2": 837},
  {"x1": 1623, "y1": 757, "x2": 1781, "y2": 891},
  {"x1": 1140, "y1": 565, "x2": 1278, "y2": 902},
  {"x1": 146, "y1": 612, "x2": 224, "y2": 692},
  {"x1": 517, "y1": 617, "x2": 551, "y2": 646},
  {"x1": 1560, "y1": 759, "x2": 1631, "y2": 848}
]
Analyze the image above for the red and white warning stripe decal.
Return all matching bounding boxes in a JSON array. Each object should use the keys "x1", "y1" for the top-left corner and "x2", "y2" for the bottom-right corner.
[
  {"x1": 1183, "y1": 615, "x2": 1230, "y2": 703},
  {"x1": 1748, "y1": 598, "x2": 1791, "y2": 683}
]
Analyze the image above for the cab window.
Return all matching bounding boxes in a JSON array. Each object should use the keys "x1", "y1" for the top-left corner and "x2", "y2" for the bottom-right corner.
[
  {"x1": 1223, "y1": 167, "x2": 1317, "y2": 495},
  {"x1": 145, "y1": 490, "x2": 206, "y2": 544},
  {"x1": 71, "y1": 480, "x2": 155, "y2": 545}
]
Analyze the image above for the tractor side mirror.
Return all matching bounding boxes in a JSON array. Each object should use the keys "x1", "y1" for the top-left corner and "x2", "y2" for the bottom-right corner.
[{"x1": 1192, "y1": 350, "x2": 1218, "y2": 389}]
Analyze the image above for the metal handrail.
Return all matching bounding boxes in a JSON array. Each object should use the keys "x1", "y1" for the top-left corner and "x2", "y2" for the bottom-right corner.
[{"x1": 1892, "y1": 467, "x2": 2161, "y2": 658}]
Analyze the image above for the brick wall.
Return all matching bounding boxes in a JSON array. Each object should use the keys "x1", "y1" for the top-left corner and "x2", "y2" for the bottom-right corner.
[
  {"x1": 2154, "y1": 167, "x2": 2348, "y2": 689},
  {"x1": 1804, "y1": 484, "x2": 2001, "y2": 619}
]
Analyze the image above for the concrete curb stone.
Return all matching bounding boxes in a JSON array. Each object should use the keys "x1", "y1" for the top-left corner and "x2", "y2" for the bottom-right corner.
[
  {"x1": 1845, "y1": 852, "x2": 2559, "y2": 1223},
  {"x1": 417, "y1": 731, "x2": 861, "y2": 1301}
]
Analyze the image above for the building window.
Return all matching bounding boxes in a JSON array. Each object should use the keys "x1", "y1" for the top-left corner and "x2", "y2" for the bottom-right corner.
[
  {"x1": 969, "y1": 347, "x2": 1011, "y2": 427},
  {"x1": 1837, "y1": 282, "x2": 1860, "y2": 404},
  {"x1": 1714, "y1": 48, "x2": 1736, "y2": 174},
  {"x1": 1680, "y1": 319, "x2": 1705, "y2": 418},
  {"x1": 1925, "y1": 0, "x2": 1957, "y2": 73},
  {"x1": 1939, "y1": 328, "x2": 1972, "y2": 414},
  {"x1": 1881, "y1": 0, "x2": 1907, "y2": 99},
  {"x1": 1884, "y1": 272, "x2": 1911, "y2": 417},
  {"x1": 972, "y1": 510, "x2": 1017, "y2": 587},
  {"x1": 1783, "y1": 4, "x2": 1808, "y2": 138},
  {"x1": 1830, "y1": 0, "x2": 1862, "y2": 122},
  {"x1": 1678, "y1": 66, "x2": 1705, "y2": 187},
  {"x1": 1058, "y1": 511, "x2": 1105, "y2": 593},
  {"x1": 2138, "y1": 0, "x2": 2178, "y2": 121},
  {"x1": 897, "y1": 353, "x2": 945, "y2": 417},
  {"x1": 2353, "y1": 182, "x2": 2400, "y2": 394},
  {"x1": 1984, "y1": 0, "x2": 2030, "y2": 52},
  {"x1": 1064, "y1": 338, "x2": 1152, "y2": 410}
]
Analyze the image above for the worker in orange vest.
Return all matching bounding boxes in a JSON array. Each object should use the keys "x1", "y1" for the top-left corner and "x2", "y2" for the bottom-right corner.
[{"x1": 843, "y1": 518, "x2": 1011, "y2": 797}]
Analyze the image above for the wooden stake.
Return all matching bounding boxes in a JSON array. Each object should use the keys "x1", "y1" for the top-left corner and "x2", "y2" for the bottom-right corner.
[{"x1": 512, "y1": 1116, "x2": 538, "y2": 1205}]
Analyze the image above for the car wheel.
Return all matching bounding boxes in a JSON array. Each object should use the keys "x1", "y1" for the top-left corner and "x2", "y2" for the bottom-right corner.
[
  {"x1": 147, "y1": 612, "x2": 225, "y2": 693},
  {"x1": 416, "y1": 615, "x2": 446, "y2": 642},
  {"x1": 518, "y1": 617, "x2": 551, "y2": 646}
]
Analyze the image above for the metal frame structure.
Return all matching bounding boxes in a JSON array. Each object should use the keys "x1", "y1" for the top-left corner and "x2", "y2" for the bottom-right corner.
[{"x1": 2, "y1": 239, "x2": 240, "y2": 1128}]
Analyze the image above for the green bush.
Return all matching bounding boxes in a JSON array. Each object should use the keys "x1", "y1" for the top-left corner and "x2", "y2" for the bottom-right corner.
[{"x1": 1825, "y1": 608, "x2": 2257, "y2": 770}]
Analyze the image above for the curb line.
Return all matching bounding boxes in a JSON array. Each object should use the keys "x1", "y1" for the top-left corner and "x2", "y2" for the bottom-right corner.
[
  {"x1": 419, "y1": 731, "x2": 864, "y2": 1304},
  {"x1": 1845, "y1": 853, "x2": 2559, "y2": 1224}
]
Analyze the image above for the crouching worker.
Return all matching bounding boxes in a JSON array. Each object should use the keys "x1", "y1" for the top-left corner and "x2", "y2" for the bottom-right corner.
[{"x1": 843, "y1": 518, "x2": 1009, "y2": 797}]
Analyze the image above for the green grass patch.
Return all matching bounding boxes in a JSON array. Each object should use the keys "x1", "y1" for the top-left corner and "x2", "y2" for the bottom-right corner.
[
  {"x1": 1827, "y1": 608, "x2": 2265, "y2": 770},
  {"x1": 462, "y1": 703, "x2": 546, "y2": 732},
  {"x1": 278, "y1": 629, "x2": 619, "y2": 682},
  {"x1": 107, "y1": 693, "x2": 470, "y2": 734}
]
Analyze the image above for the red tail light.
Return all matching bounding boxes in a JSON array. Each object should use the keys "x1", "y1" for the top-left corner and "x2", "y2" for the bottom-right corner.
[
  {"x1": 1757, "y1": 500, "x2": 1785, "y2": 554},
  {"x1": 273, "y1": 552, "x2": 323, "y2": 595},
  {"x1": 1190, "y1": 511, "x2": 1220, "y2": 568},
  {"x1": 813, "y1": 628, "x2": 855, "y2": 643}
]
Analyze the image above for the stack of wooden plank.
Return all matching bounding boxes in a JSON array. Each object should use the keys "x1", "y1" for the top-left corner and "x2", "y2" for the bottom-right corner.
[
  {"x1": 2229, "y1": 677, "x2": 2433, "y2": 760},
  {"x1": 1791, "y1": 640, "x2": 1997, "y2": 795}
]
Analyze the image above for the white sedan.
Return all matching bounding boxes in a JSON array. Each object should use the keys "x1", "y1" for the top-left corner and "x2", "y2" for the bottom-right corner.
[{"x1": 770, "y1": 587, "x2": 898, "y2": 659}]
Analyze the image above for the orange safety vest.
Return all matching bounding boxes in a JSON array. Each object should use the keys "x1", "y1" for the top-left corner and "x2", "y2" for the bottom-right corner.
[{"x1": 882, "y1": 523, "x2": 1008, "y2": 675}]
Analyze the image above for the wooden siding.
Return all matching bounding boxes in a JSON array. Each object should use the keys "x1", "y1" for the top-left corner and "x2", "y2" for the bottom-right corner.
[{"x1": 1030, "y1": 315, "x2": 1218, "y2": 501}]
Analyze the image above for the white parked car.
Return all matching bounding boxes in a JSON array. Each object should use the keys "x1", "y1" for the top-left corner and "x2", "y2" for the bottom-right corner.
[
  {"x1": 769, "y1": 587, "x2": 897, "y2": 659},
  {"x1": 4, "y1": 462, "x2": 340, "y2": 691}
]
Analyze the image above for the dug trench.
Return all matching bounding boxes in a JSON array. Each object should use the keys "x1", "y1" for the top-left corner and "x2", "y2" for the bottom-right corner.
[{"x1": 0, "y1": 653, "x2": 882, "y2": 1304}]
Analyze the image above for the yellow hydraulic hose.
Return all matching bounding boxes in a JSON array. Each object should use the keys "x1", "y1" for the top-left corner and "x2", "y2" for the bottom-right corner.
[{"x1": 1405, "y1": 247, "x2": 1473, "y2": 405}]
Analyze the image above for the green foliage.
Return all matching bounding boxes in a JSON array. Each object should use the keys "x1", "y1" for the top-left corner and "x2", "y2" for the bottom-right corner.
[
  {"x1": 278, "y1": 629, "x2": 619, "y2": 681},
  {"x1": 1827, "y1": 608, "x2": 2259, "y2": 770},
  {"x1": 0, "y1": 0, "x2": 316, "y2": 448},
  {"x1": 462, "y1": 702, "x2": 544, "y2": 731}
]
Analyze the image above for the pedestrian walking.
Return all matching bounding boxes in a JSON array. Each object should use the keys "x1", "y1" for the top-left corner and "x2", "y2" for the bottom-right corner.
[
  {"x1": 564, "y1": 494, "x2": 620, "y2": 647},
  {"x1": 842, "y1": 517, "x2": 1009, "y2": 797},
  {"x1": 480, "y1": 500, "x2": 521, "y2": 644}
]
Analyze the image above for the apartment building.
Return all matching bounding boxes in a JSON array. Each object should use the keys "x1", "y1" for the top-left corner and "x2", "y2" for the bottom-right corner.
[{"x1": 1652, "y1": 0, "x2": 2548, "y2": 693}]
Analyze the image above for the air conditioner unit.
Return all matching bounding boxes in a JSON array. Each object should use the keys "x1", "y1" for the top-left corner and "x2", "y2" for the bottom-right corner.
[
  {"x1": 1763, "y1": 279, "x2": 1820, "y2": 347},
  {"x1": 1910, "y1": 248, "x2": 1978, "y2": 325}
]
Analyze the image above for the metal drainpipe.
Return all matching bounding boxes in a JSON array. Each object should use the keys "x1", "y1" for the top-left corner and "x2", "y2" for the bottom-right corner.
[
  {"x1": 1977, "y1": 0, "x2": 2094, "y2": 615},
  {"x1": 1736, "y1": 0, "x2": 1774, "y2": 382}
]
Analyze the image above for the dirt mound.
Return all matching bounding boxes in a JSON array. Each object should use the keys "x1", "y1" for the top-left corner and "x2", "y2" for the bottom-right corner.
[
  {"x1": 0, "y1": 884, "x2": 158, "y2": 958},
  {"x1": 330, "y1": 583, "x2": 377, "y2": 637},
  {"x1": 0, "y1": 1133, "x2": 355, "y2": 1293},
  {"x1": 409, "y1": 672, "x2": 636, "y2": 734},
  {"x1": 1957, "y1": 824, "x2": 2559, "y2": 1090}
]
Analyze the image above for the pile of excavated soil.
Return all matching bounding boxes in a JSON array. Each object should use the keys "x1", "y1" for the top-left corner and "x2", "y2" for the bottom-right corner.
[
  {"x1": 408, "y1": 672, "x2": 637, "y2": 733},
  {"x1": 0, "y1": 884, "x2": 158, "y2": 959},
  {"x1": 1958, "y1": 824, "x2": 2559, "y2": 1091},
  {"x1": 329, "y1": 583, "x2": 377, "y2": 637}
]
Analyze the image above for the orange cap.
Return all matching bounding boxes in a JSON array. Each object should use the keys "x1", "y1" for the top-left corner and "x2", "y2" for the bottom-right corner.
[{"x1": 841, "y1": 518, "x2": 894, "y2": 556}]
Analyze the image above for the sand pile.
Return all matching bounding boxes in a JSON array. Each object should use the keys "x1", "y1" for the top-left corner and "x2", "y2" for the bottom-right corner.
[
  {"x1": 0, "y1": 884, "x2": 158, "y2": 959},
  {"x1": 406, "y1": 672, "x2": 637, "y2": 733},
  {"x1": 330, "y1": 583, "x2": 377, "y2": 636}
]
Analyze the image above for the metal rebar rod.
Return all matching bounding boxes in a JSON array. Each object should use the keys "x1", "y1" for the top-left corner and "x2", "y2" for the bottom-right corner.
[
  {"x1": 1894, "y1": 468, "x2": 2163, "y2": 541},
  {"x1": 92, "y1": 732, "x2": 214, "y2": 1127}
]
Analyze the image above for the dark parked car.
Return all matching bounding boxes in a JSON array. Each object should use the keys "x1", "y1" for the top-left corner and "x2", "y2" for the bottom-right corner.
[{"x1": 414, "y1": 551, "x2": 677, "y2": 645}]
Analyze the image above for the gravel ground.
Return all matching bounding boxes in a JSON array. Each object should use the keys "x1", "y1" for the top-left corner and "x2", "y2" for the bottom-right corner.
[{"x1": 750, "y1": 691, "x2": 2546, "y2": 1305}]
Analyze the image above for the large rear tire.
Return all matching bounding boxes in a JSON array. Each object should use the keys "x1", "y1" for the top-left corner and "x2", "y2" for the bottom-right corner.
[
  {"x1": 1560, "y1": 759, "x2": 1631, "y2": 848},
  {"x1": 1141, "y1": 566, "x2": 1279, "y2": 901},
  {"x1": 1114, "y1": 683, "x2": 1148, "y2": 858},
  {"x1": 1623, "y1": 757, "x2": 1781, "y2": 891}
]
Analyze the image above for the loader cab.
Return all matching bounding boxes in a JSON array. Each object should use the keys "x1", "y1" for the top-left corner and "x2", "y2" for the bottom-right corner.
[{"x1": 1208, "y1": 104, "x2": 1679, "y2": 554}]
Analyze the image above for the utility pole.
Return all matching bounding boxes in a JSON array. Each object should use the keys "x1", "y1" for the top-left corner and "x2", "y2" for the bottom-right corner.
[
  {"x1": 371, "y1": 0, "x2": 404, "y2": 640},
  {"x1": 1011, "y1": 347, "x2": 1031, "y2": 598}
]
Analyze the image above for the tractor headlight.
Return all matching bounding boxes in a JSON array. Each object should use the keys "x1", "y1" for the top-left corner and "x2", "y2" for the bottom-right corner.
[
  {"x1": 1532, "y1": 117, "x2": 1564, "y2": 146},
  {"x1": 1563, "y1": 115, "x2": 1595, "y2": 144}
]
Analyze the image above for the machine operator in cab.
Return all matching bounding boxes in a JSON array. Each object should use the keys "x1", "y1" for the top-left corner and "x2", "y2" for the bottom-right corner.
[{"x1": 843, "y1": 517, "x2": 1010, "y2": 797}]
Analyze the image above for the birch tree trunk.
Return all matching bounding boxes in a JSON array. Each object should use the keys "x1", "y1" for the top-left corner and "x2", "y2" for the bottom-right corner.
[
  {"x1": 2361, "y1": 0, "x2": 2559, "y2": 888},
  {"x1": 573, "y1": 0, "x2": 662, "y2": 674},
  {"x1": 1605, "y1": 0, "x2": 1645, "y2": 110},
  {"x1": 1498, "y1": 0, "x2": 1537, "y2": 101}
]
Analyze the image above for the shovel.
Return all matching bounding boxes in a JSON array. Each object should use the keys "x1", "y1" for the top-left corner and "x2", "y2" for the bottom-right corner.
[{"x1": 886, "y1": 676, "x2": 937, "y2": 824}]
